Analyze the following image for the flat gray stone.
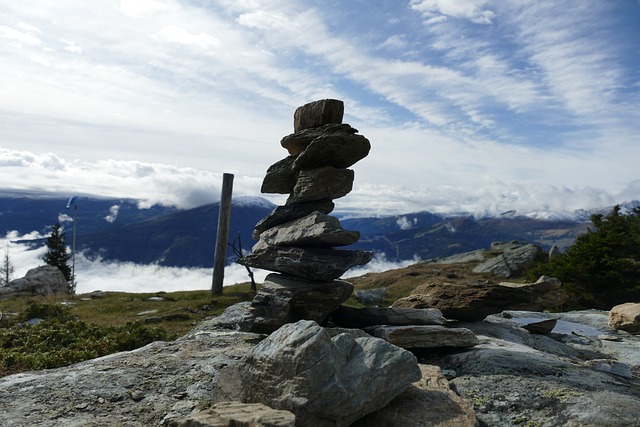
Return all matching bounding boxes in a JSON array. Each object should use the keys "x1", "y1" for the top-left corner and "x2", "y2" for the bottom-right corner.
[
  {"x1": 288, "y1": 167, "x2": 354, "y2": 204},
  {"x1": 252, "y1": 200, "x2": 335, "y2": 240},
  {"x1": 281, "y1": 123, "x2": 357, "y2": 156},
  {"x1": 238, "y1": 246, "x2": 373, "y2": 281},
  {"x1": 367, "y1": 325, "x2": 479, "y2": 349},
  {"x1": 293, "y1": 99, "x2": 344, "y2": 133},
  {"x1": 330, "y1": 306, "x2": 446, "y2": 329},
  {"x1": 255, "y1": 211, "x2": 359, "y2": 249},
  {"x1": 293, "y1": 132, "x2": 370, "y2": 171}
]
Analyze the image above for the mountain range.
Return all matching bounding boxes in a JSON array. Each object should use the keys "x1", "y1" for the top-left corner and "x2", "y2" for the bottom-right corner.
[{"x1": 2, "y1": 192, "x2": 636, "y2": 268}]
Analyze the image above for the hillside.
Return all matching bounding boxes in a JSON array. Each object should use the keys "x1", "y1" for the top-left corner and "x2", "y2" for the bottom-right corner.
[{"x1": 7, "y1": 192, "x2": 637, "y2": 269}]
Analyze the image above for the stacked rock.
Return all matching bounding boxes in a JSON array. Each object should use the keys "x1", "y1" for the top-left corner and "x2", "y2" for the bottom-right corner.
[{"x1": 238, "y1": 99, "x2": 374, "y2": 333}]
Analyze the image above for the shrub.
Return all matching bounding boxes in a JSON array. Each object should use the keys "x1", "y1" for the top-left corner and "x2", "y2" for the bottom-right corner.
[
  {"x1": 0, "y1": 302, "x2": 174, "y2": 377},
  {"x1": 527, "y1": 205, "x2": 640, "y2": 308}
]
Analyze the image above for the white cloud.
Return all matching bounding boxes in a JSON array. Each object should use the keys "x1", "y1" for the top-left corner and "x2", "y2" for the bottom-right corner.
[
  {"x1": 411, "y1": 0, "x2": 496, "y2": 24},
  {"x1": 0, "y1": 25, "x2": 42, "y2": 45},
  {"x1": 1, "y1": 231, "x2": 423, "y2": 294},
  {"x1": 105, "y1": 205, "x2": 121, "y2": 223},
  {"x1": 155, "y1": 25, "x2": 220, "y2": 51},
  {"x1": 396, "y1": 216, "x2": 415, "y2": 230}
]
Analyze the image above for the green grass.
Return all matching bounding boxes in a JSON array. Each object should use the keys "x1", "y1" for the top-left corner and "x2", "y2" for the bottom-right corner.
[{"x1": 0, "y1": 283, "x2": 257, "y2": 377}]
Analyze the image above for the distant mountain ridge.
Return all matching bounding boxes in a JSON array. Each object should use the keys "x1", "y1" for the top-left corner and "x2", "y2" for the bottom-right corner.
[{"x1": 2, "y1": 191, "x2": 637, "y2": 268}]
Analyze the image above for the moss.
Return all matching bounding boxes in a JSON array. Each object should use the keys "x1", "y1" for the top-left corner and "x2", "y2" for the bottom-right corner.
[{"x1": 541, "y1": 387, "x2": 582, "y2": 403}]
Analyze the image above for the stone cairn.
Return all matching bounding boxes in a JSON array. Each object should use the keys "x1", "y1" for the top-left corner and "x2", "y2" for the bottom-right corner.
[{"x1": 238, "y1": 99, "x2": 374, "y2": 333}]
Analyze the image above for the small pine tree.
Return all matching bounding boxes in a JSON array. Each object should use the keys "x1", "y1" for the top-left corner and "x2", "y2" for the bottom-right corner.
[
  {"x1": 0, "y1": 244, "x2": 14, "y2": 286},
  {"x1": 527, "y1": 205, "x2": 640, "y2": 307},
  {"x1": 42, "y1": 223, "x2": 73, "y2": 289}
]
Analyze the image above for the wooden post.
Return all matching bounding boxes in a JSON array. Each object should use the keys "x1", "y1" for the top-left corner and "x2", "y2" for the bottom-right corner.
[{"x1": 212, "y1": 173, "x2": 234, "y2": 297}]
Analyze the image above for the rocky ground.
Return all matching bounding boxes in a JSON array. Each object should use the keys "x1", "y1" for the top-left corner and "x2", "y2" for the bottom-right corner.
[{"x1": 1, "y1": 256, "x2": 639, "y2": 426}]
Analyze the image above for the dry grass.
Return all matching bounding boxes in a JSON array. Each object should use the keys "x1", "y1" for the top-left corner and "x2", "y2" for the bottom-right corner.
[{"x1": 0, "y1": 282, "x2": 256, "y2": 336}]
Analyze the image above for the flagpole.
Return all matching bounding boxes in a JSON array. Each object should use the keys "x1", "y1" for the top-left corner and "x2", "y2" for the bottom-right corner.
[
  {"x1": 66, "y1": 196, "x2": 77, "y2": 291},
  {"x1": 72, "y1": 203, "x2": 76, "y2": 290}
]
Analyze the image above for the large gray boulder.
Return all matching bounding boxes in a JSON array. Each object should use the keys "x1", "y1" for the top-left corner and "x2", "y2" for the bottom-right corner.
[
  {"x1": 0, "y1": 265, "x2": 69, "y2": 298},
  {"x1": 472, "y1": 241, "x2": 542, "y2": 277},
  {"x1": 240, "y1": 320, "x2": 421, "y2": 427},
  {"x1": 392, "y1": 276, "x2": 568, "y2": 321}
]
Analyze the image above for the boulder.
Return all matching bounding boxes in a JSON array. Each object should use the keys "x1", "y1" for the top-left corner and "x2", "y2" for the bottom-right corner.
[
  {"x1": 330, "y1": 306, "x2": 446, "y2": 329},
  {"x1": 252, "y1": 200, "x2": 335, "y2": 240},
  {"x1": 238, "y1": 246, "x2": 373, "y2": 281},
  {"x1": 293, "y1": 99, "x2": 344, "y2": 133},
  {"x1": 169, "y1": 401, "x2": 295, "y2": 427},
  {"x1": 254, "y1": 211, "x2": 359, "y2": 249},
  {"x1": 287, "y1": 167, "x2": 354, "y2": 204},
  {"x1": 240, "y1": 273, "x2": 354, "y2": 334},
  {"x1": 240, "y1": 320, "x2": 421, "y2": 427},
  {"x1": 608, "y1": 303, "x2": 640, "y2": 334},
  {"x1": 1, "y1": 265, "x2": 69, "y2": 298},
  {"x1": 366, "y1": 325, "x2": 479, "y2": 349},
  {"x1": 392, "y1": 282, "x2": 546, "y2": 321},
  {"x1": 472, "y1": 242, "x2": 542, "y2": 277},
  {"x1": 353, "y1": 364, "x2": 479, "y2": 427}
]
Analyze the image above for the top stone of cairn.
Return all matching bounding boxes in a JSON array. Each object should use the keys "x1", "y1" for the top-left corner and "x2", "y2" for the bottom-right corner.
[{"x1": 294, "y1": 99, "x2": 344, "y2": 132}]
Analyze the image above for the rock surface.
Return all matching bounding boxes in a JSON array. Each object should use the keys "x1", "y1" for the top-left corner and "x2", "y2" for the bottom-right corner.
[
  {"x1": 353, "y1": 364, "x2": 479, "y2": 427},
  {"x1": 168, "y1": 401, "x2": 295, "y2": 427},
  {"x1": 392, "y1": 277, "x2": 568, "y2": 321},
  {"x1": 1, "y1": 304, "x2": 640, "y2": 426},
  {"x1": 608, "y1": 302, "x2": 640, "y2": 334},
  {"x1": 472, "y1": 242, "x2": 542, "y2": 277},
  {"x1": 240, "y1": 320, "x2": 421, "y2": 427},
  {"x1": 0, "y1": 265, "x2": 69, "y2": 298}
]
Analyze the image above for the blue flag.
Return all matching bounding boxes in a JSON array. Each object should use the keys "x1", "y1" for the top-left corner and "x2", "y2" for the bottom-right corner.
[{"x1": 66, "y1": 196, "x2": 77, "y2": 209}]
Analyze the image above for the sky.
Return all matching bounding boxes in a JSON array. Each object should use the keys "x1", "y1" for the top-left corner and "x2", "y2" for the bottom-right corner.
[
  {"x1": 1, "y1": 1, "x2": 639, "y2": 292},
  {"x1": 1, "y1": 0, "x2": 639, "y2": 219}
]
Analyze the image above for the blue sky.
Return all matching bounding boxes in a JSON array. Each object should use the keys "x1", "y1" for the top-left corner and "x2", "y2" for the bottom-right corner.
[{"x1": 1, "y1": 0, "x2": 639, "y2": 217}]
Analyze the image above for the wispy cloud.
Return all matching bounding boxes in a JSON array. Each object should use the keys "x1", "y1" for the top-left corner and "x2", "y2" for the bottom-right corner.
[{"x1": 0, "y1": 1, "x2": 638, "y2": 220}]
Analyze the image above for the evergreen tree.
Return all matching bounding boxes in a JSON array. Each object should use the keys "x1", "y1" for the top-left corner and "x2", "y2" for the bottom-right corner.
[
  {"x1": 0, "y1": 244, "x2": 14, "y2": 286},
  {"x1": 527, "y1": 205, "x2": 640, "y2": 307},
  {"x1": 42, "y1": 223, "x2": 73, "y2": 288}
]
